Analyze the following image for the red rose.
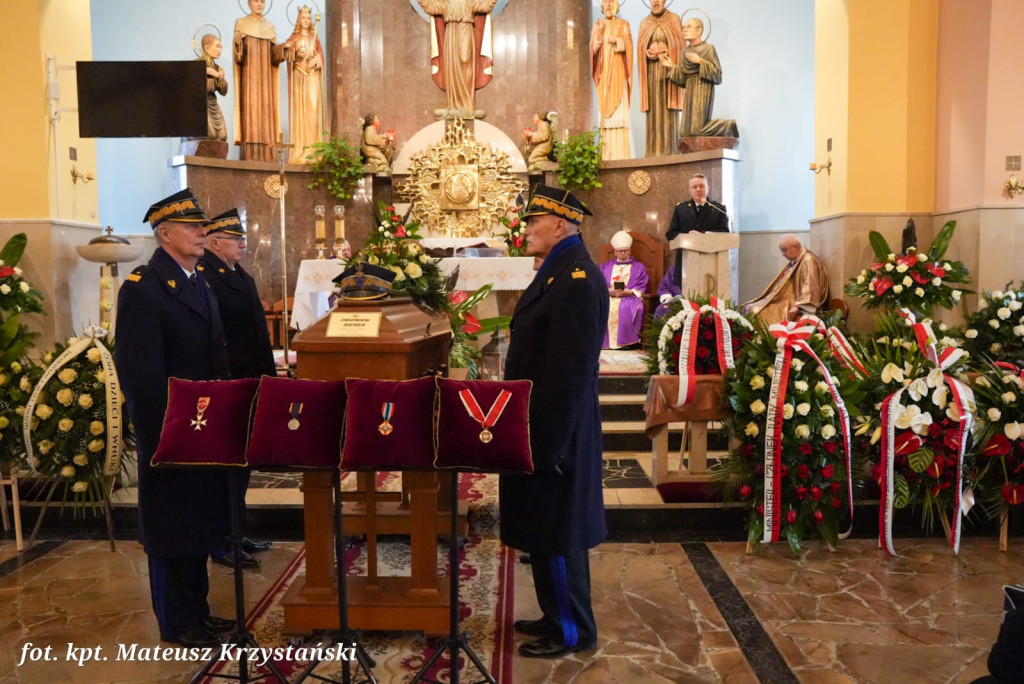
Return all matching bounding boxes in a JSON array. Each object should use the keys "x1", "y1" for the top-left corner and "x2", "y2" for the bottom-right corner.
[
  {"x1": 672, "y1": 350, "x2": 680, "y2": 361},
  {"x1": 755, "y1": 504, "x2": 765, "y2": 516},
  {"x1": 1002, "y1": 482, "x2": 1024, "y2": 506},
  {"x1": 797, "y1": 464, "x2": 811, "y2": 480},
  {"x1": 673, "y1": 334, "x2": 682, "y2": 345},
  {"x1": 983, "y1": 434, "x2": 1013, "y2": 458},
  {"x1": 0, "y1": 266, "x2": 14, "y2": 278},
  {"x1": 739, "y1": 485, "x2": 752, "y2": 500},
  {"x1": 786, "y1": 510, "x2": 798, "y2": 524},
  {"x1": 696, "y1": 347, "x2": 709, "y2": 359},
  {"x1": 813, "y1": 510, "x2": 825, "y2": 524},
  {"x1": 754, "y1": 464, "x2": 764, "y2": 476},
  {"x1": 741, "y1": 443, "x2": 754, "y2": 457},
  {"x1": 831, "y1": 481, "x2": 841, "y2": 493},
  {"x1": 927, "y1": 422, "x2": 943, "y2": 438},
  {"x1": 823, "y1": 441, "x2": 837, "y2": 453},
  {"x1": 780, "y1": 464, "x2": 789, "y2": 477},
  {"x1": 821, "y1": 464, "x2": 835, "y2": 479},
  {"x1": 703, "y1": 329, "x2": 715, "y2": 341},
  {"x1": 831, "y1": 496, "x2": 842, "y2": 509},
  {"x1": 810, "y1": 486, "x2": 823, "y2": 501},
  {"x1": 799, "y1": 443, "x2": 813, "y2": 455},
  {"x1": 872, "y1": 276, "x2": 894, "y2": 296},
  {"x1": 795, "y1": 486, "x2": 808, "y2": 500}
]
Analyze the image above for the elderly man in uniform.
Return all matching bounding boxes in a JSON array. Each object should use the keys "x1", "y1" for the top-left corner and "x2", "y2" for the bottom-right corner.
[
  {"x1": 742, "y1": 234, "x2": 829, "y2": 323},
  {"x1": 198, "y1": 208, "x2": 276, "y2": 569},
  {"x1": 115, "y1": 189, "x2": 233, "y2": 648},
  {"x1": 500, "y1": 186, "x2": 609, "y2": 659},
  {"x1": 600, "y1": 230, "x2": 648, "y2": 349}
]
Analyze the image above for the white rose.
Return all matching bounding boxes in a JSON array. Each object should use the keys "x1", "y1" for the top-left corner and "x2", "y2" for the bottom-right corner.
[
  {"x1": 1014, "y1": 326, "x2": 1024, "y2": 338},
  {"x1": 1002, "y1": 392, "x2": 1017, "y2": 404},
  {"x1": 993, "y1": 290, "x2": 1005, "y2": 299},
  {"x1": 73, "y1": 454, "x2": 88, "y2": 466},
  {"x1": 988, "y1": 407, "x2": 1002, "y2": 421},
  {"x1": 992, "y1": 343, "x2": 1004, "y2": 355},
  {"x1": 1011, "y1": 301, "x2": 1023, "y2": 312},
  {"x1": 766, "y1": 366, "x2": 775, "y2": 379},
  {"x1": 796, "y1": 402, "x2": 811, "y2": 416},
  {"x1": 952, "y1": 290, "x2": 962, "y2": 301},
  {"x1": 782, "y1": 404, "x2": 795, "y2": 420},
  {"x1": 58, "y1": 368, "x2": 78, "y2": 384},
  {"x1": 893, "y1": 285, "x2": 904, "y2": 294},
  {"x1": 750, "y1": 399, "x2": 766, "y2": 415},
  {"x1": 60, "y1": 465, "x2": 76, "y2": 478},
  {"x1": 95, "y1": 370, "x2": 108, "y2": 383},
  {"x1": 795, "y1": 424, "x2": 811, "y2": 439},
  {"x1": 419, "y1": 254, "x2": 431, "y2": 264},
  {"x1": 793, "y1": 380, "x2": 809, "y2": 393},
  {"x1": 902, "y1": 276, "x2": 913, "y2": 287},
  {"x1": 820, "y1": 405, "x2": 835, "y2": 418},
  {"x1": 914, "y1": 287, "x2": 925, "y2": 297},
  {"x1": 942, "y1": 262, "x2": 952, "y2": 270},
  {"x1": 749, "y1": 375, "x2": 765, "y2": 390},
  {"x1": 977, "y1": 376, "x2": 992, "y2": 388},
  {"x1": 917, "y1": 253, "x2": 928, "y2": 262},
  {"x1": 58, "y1": 418, "x2": 74, "y2": 432},
  {"x1": 965, "y1": 329, "x2": 978, "y2": 339},
  {"x1": 932, "y1": 278, "x2": 942, "y2": 286},
  {"x1": 0, "y1": 416, "x2": 7, "y2": 429},
  {"x1": 55, "y1": 388, "x2": 73, "y2": 406},
  {"x1": 856, "y1": 275, "x2": 865, "y2": 284},
  {"x1": 78, "y1": 394, "x2": 93, "y2": 409},
  {"x1": 744, "y1": 422, "x2": 760, "y2": 437},
  {"x1": 815, "y1": 381, "x2": 829, "y2": 394},
  {"x1": 998, "y1": 307, "x2": 1012, "y2": 320},
  {"x1": 821, "y1": 424, "x2": 837, "y2": 439},
  {"x1": 990, "y1": 320, "x2": 1000, "y2": 329},
  {"x1": 19, "y1": 376, "x2": 30, "y2": 391},
  {"x1": 896, "y1": 264, "x2": 909, "y2": 273},
  {"x1": 791, "y1": 359, "x2": 804, "y2": 371},
  {"x1": 86, "y1": 348, "x2": 102, "y2": 364},
  {"x1": 884, "y1": 263, "x2": 894, "y2": 272},
  {"x1": 1005, "y1": 422, "x2": 1023, "y2": 441},
  {"x1": 0, "y1": 284, "x2": 10, "y2": 295},
  {"x1": 19, "y1": 282, "x2": 29, "y2": 293}
]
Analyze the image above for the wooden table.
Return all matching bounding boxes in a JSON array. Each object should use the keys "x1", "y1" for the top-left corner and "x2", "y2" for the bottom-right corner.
[{"x1": 643, "y1": 374, "x2": 728, "y2": 485}]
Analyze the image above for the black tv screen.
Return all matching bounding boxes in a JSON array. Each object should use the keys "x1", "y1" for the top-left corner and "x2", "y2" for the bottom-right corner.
[{"x1": 77, "y1": 61, "x2": 207, "y2": 138}]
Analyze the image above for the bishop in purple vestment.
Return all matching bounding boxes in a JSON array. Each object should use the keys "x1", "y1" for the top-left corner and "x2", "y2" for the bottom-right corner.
[{"x1": 601, "y1": 231, "x2": 649, "y2": 348}]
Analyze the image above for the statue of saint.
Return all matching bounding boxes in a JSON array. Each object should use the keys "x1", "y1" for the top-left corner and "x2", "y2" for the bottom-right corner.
[
  {"x1": 637, "y1": 0, "x2": 684, "y2": 156},
  {"x1": 523, "y1": 112, "x2": 555, "y2": 170},
  {"x1": 282, "y1": 6, "x2": 326, "y2": 163},
  {"x1": 361, "y1": 113, "x2": 394, "y2": 173},
  {"x1": 416, "y1": 0, "x2": 499, "y2": 112},
  {"x1": 199, "y1": 34, "x2": 228, "y2": 142},
  {"x1": 233, "y1": 0, "x2": 287, "y2": 162},
  {"x1": 591, "y1": 0, "x2": 633, "y2": 160},
  {"x1": 660, "y1": 17, "x2": 722, "y2": 137}
]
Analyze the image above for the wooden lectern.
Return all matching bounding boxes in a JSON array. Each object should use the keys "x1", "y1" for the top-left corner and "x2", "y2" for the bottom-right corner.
[
  {"x1": 670, "y1": 232, "x2": 740, "y2": 301},
  {"x1": 283, "y1": 297, "x2": 455, "y2": 636}
]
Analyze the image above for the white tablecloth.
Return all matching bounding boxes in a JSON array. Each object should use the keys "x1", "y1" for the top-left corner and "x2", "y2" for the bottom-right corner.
[{"x1": 291, "y1": 256, "x2": 536, "y2": 330}]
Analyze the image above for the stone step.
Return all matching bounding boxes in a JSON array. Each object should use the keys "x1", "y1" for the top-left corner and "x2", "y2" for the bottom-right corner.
[
  {"x1": 601, "y1": 420, "x2": 731, "y2": 452},
  {"x1": 598, "y1": 375, "x2": 648, "y2": 395},
  {"x1": 599, "y1": 394, "x2": 647, "y2": 422}
]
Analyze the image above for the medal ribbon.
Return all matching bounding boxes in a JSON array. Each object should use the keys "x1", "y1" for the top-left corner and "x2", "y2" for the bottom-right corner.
[
  {"x1": 289, "y1": 402, "x2": 303, "y2": 419},
  {"x1": 459, "y1": 389, "x2": 513, "y2": 431},
  {"x1": 381, "y1": 402, "x2": 394, "y2": 422}
]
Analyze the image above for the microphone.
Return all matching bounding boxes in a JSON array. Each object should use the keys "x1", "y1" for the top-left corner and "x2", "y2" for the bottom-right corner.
[{"x1": 703, "y1": 201, "x2": 734, "y2": 233}]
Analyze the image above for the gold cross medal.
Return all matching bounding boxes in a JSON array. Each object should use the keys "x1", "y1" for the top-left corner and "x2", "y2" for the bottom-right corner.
[
  {"x1": 379, "y1": 402, "x2": 394, "y2": 436},
  {"x1": 287, "y1": 402, "x2": 303, "y2": 431},
  {"x1": 191, "y1": 396, "x2": 210, "y2": 431},
  {"x1": 458, "y1": 389, "x2": 513, "y2": 444}
]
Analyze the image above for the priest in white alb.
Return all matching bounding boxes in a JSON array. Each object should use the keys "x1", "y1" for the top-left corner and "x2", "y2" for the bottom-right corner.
[{"x1": 601, "y1": 230, "x2": 649, "y2": 348}]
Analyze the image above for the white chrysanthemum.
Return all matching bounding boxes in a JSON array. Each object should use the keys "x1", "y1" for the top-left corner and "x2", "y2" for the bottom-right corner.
[{"x1": 820, "y1": 405, "x2": 835, "y2": 418}]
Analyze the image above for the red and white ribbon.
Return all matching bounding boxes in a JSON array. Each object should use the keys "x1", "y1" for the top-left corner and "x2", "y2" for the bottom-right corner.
[
  {"x1": 459, "y1": 388, "x2": 513, "y2": 430},
  {"x1": 795, "y1": 314, "x2": 869, "y2": 379},
  {"x1": 879, "y1": 309, "x2": 974, "y2": 555},
  {"x1": 676, "y1": 299, "x2": 735, "y2": 406},
  {"x1": 762, "y1": 321, "x2": 855, "y2": 545}
]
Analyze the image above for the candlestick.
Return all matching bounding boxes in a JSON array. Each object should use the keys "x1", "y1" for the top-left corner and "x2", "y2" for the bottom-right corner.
[
  {"x1": 314, "y1": 204, "x2": 326, "y2": 240},
  {"x1": 334, "y1": 205, "x2": 345, "y2": 240}
]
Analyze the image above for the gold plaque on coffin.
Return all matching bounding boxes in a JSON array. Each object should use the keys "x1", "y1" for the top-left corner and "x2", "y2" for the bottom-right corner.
[{"x1": 440, "y1": 165, "x2": 479, "y2": 210}]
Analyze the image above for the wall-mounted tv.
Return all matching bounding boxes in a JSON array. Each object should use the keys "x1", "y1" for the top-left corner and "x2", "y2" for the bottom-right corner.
[{"x1": 77, "y1": 61, "x2": 206, "y2": 138}]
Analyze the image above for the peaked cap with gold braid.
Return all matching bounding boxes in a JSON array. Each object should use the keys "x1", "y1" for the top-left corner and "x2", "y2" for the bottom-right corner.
[
  {"x1": 204, "y1": 208, "x2": 246, "y2": 237},
  {"x1": 522, "y1": 185, "x2": 593, "y2": 226}
]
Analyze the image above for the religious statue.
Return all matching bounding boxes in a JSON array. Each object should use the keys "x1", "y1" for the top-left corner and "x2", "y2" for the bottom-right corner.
[
  {"x1": 590, "y1": 0, "x2": 633, "y2": 161},
  {"x1": 742, "y1": 235, "x2": 829, "y2": 323},
  {"x1": 233, "y1": 0, "x2": 287, "y2": 162},
  {"x1": 637, "y1": 0, "x2": 684, "y2": 156},
  {"x1": 199, "y1": 34, "x2": 228, "y2": 142},
  {"x1": 660, "y1": 17, "x2": 721, "y2": 137},
  {"x1": 416, "y1": 0, "x2": 498, "y2": 113},
  {"x1": 360, "y1": 113, "x2": 394, "y2": 174},
  {"x1": 523, "y1": 112, "x2": 556, "y2": 171},
  {"x1": 283, "y1": 6, "x2": 326, "y2": 163}
]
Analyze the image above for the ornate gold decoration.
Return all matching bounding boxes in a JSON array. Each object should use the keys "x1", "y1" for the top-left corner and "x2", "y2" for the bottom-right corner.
[
  {"x1": 628, "y1": 170, "x2": 652, "y2": 195},
  {"x1": 263, "y1": 175, "x2": 288, "y2": 198},
  {"x1": 398, "y1": 118, "x2": 526, "y2": 238}
]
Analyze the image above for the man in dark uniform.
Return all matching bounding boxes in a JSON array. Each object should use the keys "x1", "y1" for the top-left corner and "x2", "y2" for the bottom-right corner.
[
  {"x1": 199, "y1": 208, "x2": 276, "y2": 569},
  {"x1": 666, "y1": 173, "x2": 730, "y2": 288},
  {"x1": 115, "y1": 188, "x2": 233, "y2": 648},
  {"x1": 499, "y1": 186, "x2": 609, "y2": 659}
]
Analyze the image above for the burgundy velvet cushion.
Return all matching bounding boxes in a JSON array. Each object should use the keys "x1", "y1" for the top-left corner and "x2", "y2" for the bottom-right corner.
[
  {"x1": 434, "y1": 378, "x2": 534, "y2": 473},
  {"x1": 340, "y1": 376, "x2": 437, "y2": 471},
  {"x1": 152, "y1": 378, "x2": 259, "y2": 467},
  {"x1": 245, "y1": 377, "x2": 347, "y2": 470}
]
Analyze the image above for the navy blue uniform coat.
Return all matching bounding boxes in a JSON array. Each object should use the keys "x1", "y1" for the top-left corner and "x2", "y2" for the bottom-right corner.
[
  {"x1": 198, "y1": 250, "x2": 275, "y2": 379},
  {"x1": 499, "y1": 239, "x2": 610, "y2": 555},
  {"x1": 666, "y1": 199, "x2": 730, "y2": 288},
  {"x1": 115, "y1": 247, "x2": 231, "y2": 557}
]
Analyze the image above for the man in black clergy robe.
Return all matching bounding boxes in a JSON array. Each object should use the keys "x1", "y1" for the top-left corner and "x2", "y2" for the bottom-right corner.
[
  {"x1": 500, "y1": 186, "x2": 609, "y2": 659},
  {"x1": 198, "y1": 208, "x2": 276, "y2": 568},
  {"x1": 115, "y1": 188, "x2": 233, "y2": 648},
  {"x1": 666, "y1": 172, "x2": 729, "y2": 289}
]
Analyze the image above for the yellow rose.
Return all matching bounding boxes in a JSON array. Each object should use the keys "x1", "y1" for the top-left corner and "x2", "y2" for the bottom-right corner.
[
  {"x1": 34, "y1": 404, "x2": 53, "y2": 420},
  {"x1": 60, "y1": 465, "x2": 76, "y2": 478},
  {"x1": 89, "y1": 421, "x2": 105, "y2": 435},
  {"x1": 38, "y1": 440, "x2": 53, "y2": 454},
  {"x1": 73, "y1": 454, "x2": 88, "y2": 466},
  {"x1": 404, "y1": 262, "x2": 423, "y2": 279},
  {"x1": 0, "y1": 416, "x2": 8, "y2": 429},
  {"x1": 78, "y1": 394, "x2": 94, "y2": 409},
  {"x1": 58, "y1": 368, "x2": 78, "y2": 384},
  {"x1": 86, "y1": 348, "x2": 102, "y2": 364},
  {"x1": 15, "y1": 406, "x2": 25, "y2": 416},
  {"x1": 56, "y1": 388, "x2": 74, "y2": 406},
  {"x1": 10, "y1": 361, "x2": 21, "y2": 373},
  {"x1": 88, "y1": 439, "x2": 105, "y2": 453},
  {"x1": 72, "y1": 481, "x2": 89, "y2": 493},
  {"x1": 0, "y1": 374, "x2": 7, "y2": 386},
  {"x1": 95, "y1": 370, "x2": 108, "y2": 383},
  {"x1": 58, "y1": 418, "x2": 74, "y2": 432},
  {"x1": 20, "y1": 376, "x2": 31, "y2": 391}
]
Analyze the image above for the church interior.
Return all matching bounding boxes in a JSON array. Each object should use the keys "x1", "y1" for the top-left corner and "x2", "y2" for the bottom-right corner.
[{"x1": 2, "y1": 1, "x2": 1024, "y2": 682}]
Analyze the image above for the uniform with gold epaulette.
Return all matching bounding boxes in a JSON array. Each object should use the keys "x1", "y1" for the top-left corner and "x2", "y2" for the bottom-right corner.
[{"x1": 114, "y1": 188, "x2": 232, "y2": 647}]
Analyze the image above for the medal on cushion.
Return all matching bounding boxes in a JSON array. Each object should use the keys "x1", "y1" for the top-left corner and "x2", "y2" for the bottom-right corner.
[
  {"x1": 379, "y1": 402, "x2": 394, "y2": 436},
  {"x1": 191, "y1": 396, "x2": 210, "y2": 431},
  {"x1": 288, "y1": 402, "x2": 303, "y2": 431},
  {"x1": 459, "y1": 388, "x2": 512, "y2": 443}
]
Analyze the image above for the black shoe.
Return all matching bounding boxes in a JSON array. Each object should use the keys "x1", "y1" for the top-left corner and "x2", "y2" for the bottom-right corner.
[
  {"x1": 163, "y1": 627, "x2": 223, "y2": 648},
  {"x1": 518, "y1": 637, "x2": 597, "y2": 659},
  {"x1": 201, "y1": 615, "x2": 237, "y2": 633},
  {"x1": 514, "y1": 618, "x2": 558, "y2": 638},
  {"x1": 242, "y1": 537, "x2": 272, "y2": 553},
  {"x1": 519, "y1": 553, "x2": 532, "y2": 564},
  {"x1": 211, "y1": 550, "x2": 261, "y2": 569}
]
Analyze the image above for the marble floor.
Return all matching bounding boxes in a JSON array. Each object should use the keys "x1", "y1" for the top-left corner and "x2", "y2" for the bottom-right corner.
[{"x1": 2, "y1": 535, "x2": 1019, "y2": 683}]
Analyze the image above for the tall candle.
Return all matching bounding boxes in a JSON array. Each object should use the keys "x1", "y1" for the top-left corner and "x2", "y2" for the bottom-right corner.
[
  {"x1": 334, "y1": 205, "x2": 345, "y2": 240},
  {"x1": 314, "y1": 205, "x2": 326, "y2": 240}
]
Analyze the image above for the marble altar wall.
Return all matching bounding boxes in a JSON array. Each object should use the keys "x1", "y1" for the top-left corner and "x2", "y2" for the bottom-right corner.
[{"x1": 327, "y1": 0, "x2": 592, "y2": 148}]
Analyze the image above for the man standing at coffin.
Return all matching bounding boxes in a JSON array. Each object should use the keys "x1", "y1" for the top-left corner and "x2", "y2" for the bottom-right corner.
[
  {"x1": 198, "y1": 208, "x2": 276, "y2": 569},
  {"x1": 115, "y1": 189, "x2": 233, "y2": 648},
  {"x1": 501, "y1": 186, "x2": 608, "y2": 659}
]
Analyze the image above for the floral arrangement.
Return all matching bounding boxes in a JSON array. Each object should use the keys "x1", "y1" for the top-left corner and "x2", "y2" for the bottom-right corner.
[
  {"x1": 355, "y1": 201, "x2": 447, "y2": 313},
  {"x1": 960, "y1": 284, "x2": 1024, "y2": 365},
  {"x1": 22, "y1": 334, "x2": 134, "y2": 512},
  {"x1": 445, "y1": 284, "x2": 509, "y2": 377},
  {"x1": 714, "y1": 318, "x2": 862, "y2": 555},
  {"x1": 0, "y1": 233, "x2": 45, "y2": 369},
  {"x1": 844, "y1": 221, "x2": 970, "y2": 317},
  {"x1": 0, "y1": 359, "x2": 45, "y2": 468},
  {"x1": 851, "y1": 312, "x2": 975, "y2": 548},
  {"x1": 644, "y1": 295, "x2": 754, "y2": 377},
  {"x1": 497, "y1": 202, "x2": 528, "y2": 256},
  {"x1": 970, "y1": 361, "x2": 1024, "y2": 529}
]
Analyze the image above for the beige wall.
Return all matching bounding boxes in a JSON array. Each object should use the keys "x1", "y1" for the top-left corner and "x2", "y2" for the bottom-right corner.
[{"x1": 813, "y1": 0, "x2": 850, "y2": 217}]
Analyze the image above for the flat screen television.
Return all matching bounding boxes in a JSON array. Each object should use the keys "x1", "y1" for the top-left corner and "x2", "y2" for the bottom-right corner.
[{"x1": 77, "y1": 61, "x2": 207, "y2": 138}]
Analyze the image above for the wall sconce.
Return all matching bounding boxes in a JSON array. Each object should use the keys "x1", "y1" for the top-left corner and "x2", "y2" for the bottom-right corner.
[
  {"x1": 70, "y1": 166, "x2": 94, "y2": 184},
  {"x1": 809, "y1": 158, "x2": 832, "y2": 175},
  {"x1": 1006, "y1": 175, "x2": 1024, "y2": 198}
]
